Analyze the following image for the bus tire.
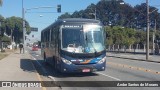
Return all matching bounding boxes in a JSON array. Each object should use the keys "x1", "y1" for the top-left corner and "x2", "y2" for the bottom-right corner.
[
  {"x1": 44, "y1": 53, "x2": 47, "y2": 63},
  {"x1": 53, "y1": 56, "x2": 57, "y2": 70},
  {"x1": 53, "y1": 56, "x2": 55, "y2": 69},
  {"x1": 55, "y1": 61, "x2": 57, "y2": 70}
]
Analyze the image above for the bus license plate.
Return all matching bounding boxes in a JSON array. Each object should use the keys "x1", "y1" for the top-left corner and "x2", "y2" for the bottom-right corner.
[{"x1": 82, "y1": 69, "x2": 90, "y2": 72}]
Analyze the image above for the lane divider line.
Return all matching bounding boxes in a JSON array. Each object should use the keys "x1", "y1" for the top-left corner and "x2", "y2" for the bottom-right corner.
[
  {"x1": 96, "y1": 72, "x2": 121, "y2": 81},
  {"x1": 48, "y1": 76, "x2": 56, "y2": 82},
  {"x1": 107, "y1": 62, "x2": 160, "y2": 75}
]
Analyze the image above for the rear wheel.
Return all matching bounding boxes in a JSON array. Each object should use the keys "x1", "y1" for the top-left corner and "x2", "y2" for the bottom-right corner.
[
  {"x1": 44, "y1": 53, "x2": 47, "y2": 63},
  {"x1": 53, "y1": 56, "x2": 57, "y2": 70}
]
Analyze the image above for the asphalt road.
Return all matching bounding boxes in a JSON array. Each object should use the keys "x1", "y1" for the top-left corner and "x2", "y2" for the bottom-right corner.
[{"x1": 26, "y1": 47, "x2": 160, "y2": 90}]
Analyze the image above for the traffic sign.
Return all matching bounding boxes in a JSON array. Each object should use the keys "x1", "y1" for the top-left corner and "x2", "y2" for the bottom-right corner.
[
  {"x1": 57, "y1": 5, "x2": 61, "y2": 13},
  {"x1": 31, "y1": 27, "x2": 38, "y2": 32}
]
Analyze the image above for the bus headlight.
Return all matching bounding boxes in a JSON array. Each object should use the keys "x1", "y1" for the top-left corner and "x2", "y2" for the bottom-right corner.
[
  {"x1": 62, "y1": 58, "x2": 72, "y2": 65},
  {"x1": 98, "y1": 57, "x2": 106, "y2": 64}
]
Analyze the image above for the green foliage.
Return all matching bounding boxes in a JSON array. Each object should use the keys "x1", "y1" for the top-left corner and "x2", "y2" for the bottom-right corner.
[
  {"x1": 135, "y1": 30, "x2": 146, "y2": 44},
  {"x1": 0, "y1": 16, "x2": 31, "y2": 44},
  {"x1": 58, "y1": 0, "x2": 160, "y2": 30},
  {"x1": 58, "y1": 12, "x2": 72, "y2": 19},
  {"x1": 0, "y1": 15, "x2": 5, "y2": 36},
  {"x1": 1, "y1": 35, "x2": 10, "y2": 42},
  {"x1": 105, "y1": 26, "x2": 160, "y2": 48},
  {"x1": 57, "y1": 0, "x2": 160, "y2": 47},
  {"x1": 105, "y1": 26, "x2": 136, "y2": 47}
]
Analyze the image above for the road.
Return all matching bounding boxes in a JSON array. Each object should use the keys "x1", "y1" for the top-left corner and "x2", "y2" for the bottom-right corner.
[
  {"x1": 0, "y1": 47, "x2": 160, "y2": 90},
  {"x1": 28, "y1": 47, "x2": 160, "y2": 90}
]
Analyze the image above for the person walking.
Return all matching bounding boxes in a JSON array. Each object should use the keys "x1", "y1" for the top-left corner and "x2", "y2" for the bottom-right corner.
[{"x1": 19, "y1": 43, "x2": 23, "y2": 54}]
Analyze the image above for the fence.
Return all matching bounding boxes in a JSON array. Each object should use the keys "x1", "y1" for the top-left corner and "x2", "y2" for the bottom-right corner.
[{"x1": 106, "y1": 44, "x2": 160, "y2": 55}]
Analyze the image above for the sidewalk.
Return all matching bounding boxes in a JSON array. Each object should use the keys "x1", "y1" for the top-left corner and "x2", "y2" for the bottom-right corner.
[
  {"x1": 107, "y1": 52, "x2": 160, "y2": 63},
  {"x1": 0, "y1": 50, "x2": 39, "y2": 81},
  {"x1": 0, "y1": 48, "x2": 61, "y2": 90}
]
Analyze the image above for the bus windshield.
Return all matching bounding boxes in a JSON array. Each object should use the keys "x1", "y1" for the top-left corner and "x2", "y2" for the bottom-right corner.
[{"x1": 61, "y1": 24, "x2": 105, "y2": 53}]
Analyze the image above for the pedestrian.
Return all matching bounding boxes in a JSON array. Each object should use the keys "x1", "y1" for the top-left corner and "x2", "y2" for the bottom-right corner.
[{"x1": 19, "y1": 43, "x2": 23, "y2": 54}]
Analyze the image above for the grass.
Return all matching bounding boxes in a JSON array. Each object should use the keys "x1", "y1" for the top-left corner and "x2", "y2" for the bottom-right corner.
[
  {"x1": 0, "y1": 49, "x2": 16, "y2": 60},
  {"x1": 0, "y1": 54, "x2": 8, "y2": 60}
]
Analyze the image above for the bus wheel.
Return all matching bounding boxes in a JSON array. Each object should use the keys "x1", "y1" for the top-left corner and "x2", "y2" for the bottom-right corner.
[
  {"x1": 53, "y1": 56, "x2": 56, "y2": 70},
  {"x1": 44, "y1": 53, "x2": 47, "y2": 63}
]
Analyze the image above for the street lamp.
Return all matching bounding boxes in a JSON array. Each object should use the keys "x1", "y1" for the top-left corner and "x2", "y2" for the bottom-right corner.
[
  {"x1": 39, "y1": 15, "x2": 43, "y2": 17},
  {"x1": 22, "y1": 0, "x2": 61, "y2": 53}
]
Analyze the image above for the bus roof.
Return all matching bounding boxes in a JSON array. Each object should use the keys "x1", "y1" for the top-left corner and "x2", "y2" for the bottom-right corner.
[{"x1": 41, "y1": 18, "x2": 102, "y2": 32}]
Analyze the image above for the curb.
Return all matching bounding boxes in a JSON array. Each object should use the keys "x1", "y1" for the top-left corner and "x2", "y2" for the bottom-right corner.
[
  {"x1": 106, "y1": 51, "x2": 160, "y2": 55},
  {"x1": 107, "y1": 62, "x2": 160, "y2": 75},
  {"x1": 107, "y1": 55, "x2": 160, "y2": 63}
]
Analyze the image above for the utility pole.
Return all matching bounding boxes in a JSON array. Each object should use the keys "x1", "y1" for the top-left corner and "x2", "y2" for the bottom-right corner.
[
  {"x1": 152, "y1": 19, "x2": 156, "y2": 55},
  {"x1": 11, "y1": 29, "x2": 13, "y2": 49},
  {"x1": 22, "y1": 0, "x2": 25, "y2": 53},
  {"x1": 0, "y1": 22, "x2": 2, "y2": 52},
  {"x1": 95, "y1": 8, "x2": 97, "y2": 20},
  {"x1": 146, "y1": 0, "x2": 149, "y2": 60}
]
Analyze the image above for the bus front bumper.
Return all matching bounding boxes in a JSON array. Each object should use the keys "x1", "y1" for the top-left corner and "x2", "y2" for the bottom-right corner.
[{"x1": 60, "y1": 62, "x2": 106, "y2": 73}]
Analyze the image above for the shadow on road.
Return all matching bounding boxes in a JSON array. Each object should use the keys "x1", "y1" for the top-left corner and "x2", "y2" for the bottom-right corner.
[
  {"x1": 20, "y1": 59, "x2": 37, "y2": 73},
  {"x1": 31, "y1": 59, "x2": 99, "y2": 78}
]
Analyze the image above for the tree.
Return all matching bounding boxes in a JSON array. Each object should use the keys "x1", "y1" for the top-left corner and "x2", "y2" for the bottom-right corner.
[
  {"x1": 105, "y1": 26, "x2": 137, "y2": 49},
  {"x1": 58, "y1": 0, "x2": 160, "y2": 31},
  {"x1": 58, "y1": 12, "x2": 71, "y2": 19},
  {"x1": 0, "y1": 0, "x2": 2, "y2": 6},
  {"x1": 133, "y1": 3, "x2": 160, "y2": 30},
  {"x1": 0, "y1": 15, "x2": 5, "y2": 36},
  {"x1": 5, "y1": 16, "x2": 30, "y2": 43}
]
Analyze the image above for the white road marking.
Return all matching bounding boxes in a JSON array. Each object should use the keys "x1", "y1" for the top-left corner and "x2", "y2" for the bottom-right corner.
[
  {"x1": 31, "y1": 55, "x2": 58, "y2": 86},
  {"x1": 31, "y1": 56, "x2": 48, "y2": 74},
  {"x1": 96, "y1": 72, "x2": 121, "y2": 81},
  {"x1": 48, "y1": 75, "x2": 56, "y2": 81},
  {"x1": 30, "y1": 57, "x2": 47, "y2": 90},
  {"x1": 33, "y1": 57, "x2": 36, "y2": 60},
  {"x1": 36, "y1": 54, "x2": 39, "y2": 56}
]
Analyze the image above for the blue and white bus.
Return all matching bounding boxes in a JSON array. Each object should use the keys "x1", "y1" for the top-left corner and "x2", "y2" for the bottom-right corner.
[{"x1": 41, "y1": 18, "x2": 106, "y2": 73}]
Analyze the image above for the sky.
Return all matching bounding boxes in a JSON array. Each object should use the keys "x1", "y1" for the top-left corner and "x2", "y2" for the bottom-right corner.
[{"x1": 0, "y1": 0, "x2": 160, "y2": 42}]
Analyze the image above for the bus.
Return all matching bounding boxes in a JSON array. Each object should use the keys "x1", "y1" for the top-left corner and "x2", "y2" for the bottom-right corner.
[{"x1": 41, "y1": 18, "x2": 106, "y2": 73}]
